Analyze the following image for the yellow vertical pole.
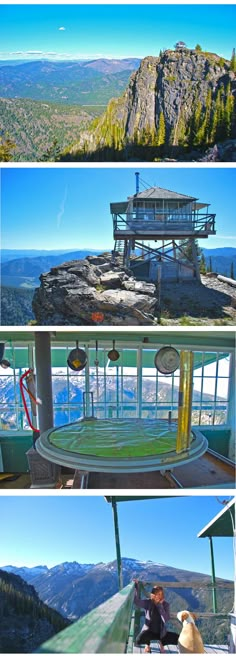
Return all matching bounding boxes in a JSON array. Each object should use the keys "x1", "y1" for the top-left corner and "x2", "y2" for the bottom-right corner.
[{"x1": 176, "y1": 351, "x2": 194, "y2": 453}]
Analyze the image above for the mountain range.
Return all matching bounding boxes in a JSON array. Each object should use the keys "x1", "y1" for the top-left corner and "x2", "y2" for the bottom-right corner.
[
  {"x1": 1, "y1": 247, "x2": 235, "y2": 289},
  {"x1": 2, "y1": 558, "x2": 232, "y2": 646},
  {"x1": 0, "y1": 58, "x2": 140, "y2": 105},
  {"x1": 0, "y1": 369, "x2": 226, "y2": 433},
  {"x1": 0, "y1": 58, "x2": 140, "y2": 160},
  {"x1": 1, "y1": 249, "x2": 102, "y2": 288}
]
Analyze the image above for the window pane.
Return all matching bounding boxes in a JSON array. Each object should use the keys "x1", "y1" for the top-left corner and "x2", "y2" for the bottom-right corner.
[
  {"x1": 142, "y1": 376, "x2": 156, "y2": 402},
  {"x1": 216, "y1": 377, "x2": 229, "y2": 401},
  {"x1": 69, "y1": 377, "x2": 85, "y2": 403},
  {"x1": 52, "y1": 376, "x2": 69, "y2": 404},
  {"x1": 123, "y1": 377, "x2": 137, "y2": 402},
  {"x1": 218, "y1": 354, "x2": 230, "y2": 377}
]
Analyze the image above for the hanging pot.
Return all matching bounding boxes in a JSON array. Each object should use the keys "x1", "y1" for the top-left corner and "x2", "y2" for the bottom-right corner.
[
  {"x1": 108, "y1": 340, "x2": 120, "y2": 362},
  {"x1": 67, "y1": 341, "x2": 87, "y2": 372},
  {"x1": 154, "y1": 346, "x2": 180, "y2": 375}
]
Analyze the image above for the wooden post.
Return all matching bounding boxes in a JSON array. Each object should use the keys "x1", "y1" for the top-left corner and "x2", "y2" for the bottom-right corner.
[
  {"x1": 111, "y1": 498, "x2": 123, "y2": 590},
  {"x1": 191, "y1": 238, "x2": 201, "y2": 280},
  {"x1": 35, "y1": 332, "x2": 53, "y2": 433},
  {"x1": 209, "y1": 536, "x2": 217, "y2": 613},
  {"x1": 176, "y1": 351, "x2": 193, "y2": 453}
]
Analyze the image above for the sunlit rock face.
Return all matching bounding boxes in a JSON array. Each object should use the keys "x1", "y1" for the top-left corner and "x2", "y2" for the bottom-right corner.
[
  {"x1": 71, "y1": 49, "x2": 236, "y2": 160},
  {"x1": 32, "y1": 253, "x2": 157, "y2": 325}
]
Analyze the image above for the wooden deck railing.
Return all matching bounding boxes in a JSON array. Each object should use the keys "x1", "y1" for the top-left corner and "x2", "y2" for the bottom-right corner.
[
  {"x1": 113, "y1": 212, "x2": 216, "y2": 236},
  {"x1": 36, "y1": 579, "x2": 233, "y2": 654},
  {"x1": 36, "y1": 582, "x2": 135, "y2": 654}
]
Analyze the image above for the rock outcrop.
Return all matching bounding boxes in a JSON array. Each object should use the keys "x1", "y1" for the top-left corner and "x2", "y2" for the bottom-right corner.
[
  {"x1": 32, "y1": 253, "x2": 158, "y2": 325},
  {"x1": 65, "y1": 48, "x2": 236, "y2": 160}
]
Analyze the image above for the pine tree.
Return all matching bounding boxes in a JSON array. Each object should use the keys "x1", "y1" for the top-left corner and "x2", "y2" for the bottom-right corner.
[
  {"x1": 230, "y1": 261, "x2": 235, "y2": 279},
  {"x1": 230, "y1": 48, "x2": 236, "y2": 73},
  {"x1": 41, "y1": 139, "x2": 61, "y2": 161},
  {"x1": 224, "y1": 83, "x2": 234, "y2": 137},
  {"x1": 155, "y1": 112, "x2": 166, "y2": 146},
  {"x1": 179, "y1": 238, "x2": 201, "y2": 263},
  {"x1": 195, "y1": 89, "x2": 212, "y2": 145},
  {"x1": 210, "y1": 87, "x2": 225, "y2": 142},
  {"x1": 0, "y1": 133, "x2": 16, "y2": 161},
  {"x1": 195, "y1": 44, "x2": 202, "y2": 52},
  {"x1": 199, "y1": 252, "x2": 207, "y2": 274},
  {"x1": 191, "y1": 99, "x2": 203, "y2": 145}
]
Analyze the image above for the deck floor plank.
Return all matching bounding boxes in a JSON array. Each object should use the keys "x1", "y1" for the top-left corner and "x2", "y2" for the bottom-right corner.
[{"x1": 133, "y1": 644, "x2": 227, "y2": 654}]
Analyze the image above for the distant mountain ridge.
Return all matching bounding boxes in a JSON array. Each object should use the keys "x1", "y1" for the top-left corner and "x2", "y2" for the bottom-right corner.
[
  {"x1": 1, "y1": 248, "x2": 102, "y2": 262},
  {"x1": 202, "y1": 247, "x2": 236, "y2": 277},
  {"x1": 1, "y1": 247, "x2": 235, "y2": 288},
  {"x1": 0, "y1": 58, "x2": 140, "y2": 106},
  {"x1": 1, "y1": 249, "x2": 103, "y2": 287},
  {"x1": 2, "y1": 558, "x2": 232, "y2": 646}
]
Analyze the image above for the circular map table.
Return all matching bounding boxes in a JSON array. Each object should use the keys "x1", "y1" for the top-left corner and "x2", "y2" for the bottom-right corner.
[{"x1": 36, "y1": 418, "x2": 208, "y2": 473}]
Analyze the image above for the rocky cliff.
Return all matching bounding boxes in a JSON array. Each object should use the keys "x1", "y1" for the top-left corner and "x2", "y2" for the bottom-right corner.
[
  {"x1": 32, "y1": 253, "x2": 158, "y2": 325},
  {"x1": 32, "y1": 253, "x2": 236, "y2": 326},
  {"x1": 64, "y1": 48, "x2": 236, "y2": 160}
]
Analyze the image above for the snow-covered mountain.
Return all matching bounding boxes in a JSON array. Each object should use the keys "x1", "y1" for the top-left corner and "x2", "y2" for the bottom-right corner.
[{"x1": 2, "y1": 557, "x2": 231, "y2": 624}]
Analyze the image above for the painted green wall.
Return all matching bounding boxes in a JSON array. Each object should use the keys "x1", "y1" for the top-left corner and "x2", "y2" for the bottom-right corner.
[{"x1": 0, "y1": 433, "x2": 33, "y2": 472}]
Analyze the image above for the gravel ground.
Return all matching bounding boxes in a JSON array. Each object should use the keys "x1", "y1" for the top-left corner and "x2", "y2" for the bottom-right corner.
[{"x1": 159, "y1": 274, "x2": 236, "y2": 325}]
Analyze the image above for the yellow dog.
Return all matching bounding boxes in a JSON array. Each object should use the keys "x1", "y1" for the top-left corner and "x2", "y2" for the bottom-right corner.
[{"x1": 177, "y1": 610, "x2": 205, "y2": 653}]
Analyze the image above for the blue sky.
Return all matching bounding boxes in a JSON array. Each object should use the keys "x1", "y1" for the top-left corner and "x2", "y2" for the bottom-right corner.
[
  {"x1": 1, "y1": 167, "x2": 236, "y2": 250},
  {"x1": 0, "y1": 496, "x2": 234, "y2": 580},
  {"x1": 0, "y1": 5, "x2": 235, "y2": 61}
]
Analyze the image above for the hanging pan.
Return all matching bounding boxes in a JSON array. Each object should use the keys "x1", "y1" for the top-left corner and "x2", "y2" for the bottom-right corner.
[
  {"x1": 67, "y1": 341, "x2": 87, "y2": 372},
  {"x1": 108, "y1": 340, "x2": 120, "y2": 362},
  {"x1": 154, "y1": 346, "x2": 180, "y2": 375}
]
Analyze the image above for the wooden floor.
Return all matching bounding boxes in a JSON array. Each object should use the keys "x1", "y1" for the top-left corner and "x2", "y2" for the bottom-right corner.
[
  {"x1": 133, "y1": 643, "x2": 228, "y2": 653},
  {"x1": 0, "y1": 451, "x2": 234, "y2": 490},
  {"x1": 88, "y1": 452, "x2": 235, "y2": 489},
  {"x1": 172, "y1": 452, "x2": 235, "y2": 488}
]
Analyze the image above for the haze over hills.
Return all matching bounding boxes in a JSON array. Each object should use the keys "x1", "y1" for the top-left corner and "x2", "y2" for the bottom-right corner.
[
  {"x1": 1, "y1": 249, "x2": 103, "y2": 287},
  {"x1": 2, "y1": 558, "x2": 232, "y2": 645},
  {"x1": 202, "y1": 247, "x2": 236, "y2": 276},
  {"x1": 1, "y1": 247, "x2": 235, "y2": 288},
  {"x1": 0, "y1": 58, "x2": 140, "y2": 105}
]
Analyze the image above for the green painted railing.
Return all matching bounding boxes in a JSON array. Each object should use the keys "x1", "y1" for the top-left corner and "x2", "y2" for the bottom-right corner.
[{"x1": 36, "y1": 582, "x2": 135, "y2": 654}]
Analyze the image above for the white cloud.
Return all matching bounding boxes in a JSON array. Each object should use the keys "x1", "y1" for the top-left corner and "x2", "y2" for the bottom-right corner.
[
  {"x1": 0, "y1": 49, "x2": 143, "y2": 62},
  {"x1": 59, "y1": 27, "x2": 66, "y2": 31}
]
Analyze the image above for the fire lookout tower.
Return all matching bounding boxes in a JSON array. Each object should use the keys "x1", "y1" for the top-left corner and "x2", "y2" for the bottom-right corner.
[{"x1": 111, "y1": 173, "x2": 216, "y2": 282}]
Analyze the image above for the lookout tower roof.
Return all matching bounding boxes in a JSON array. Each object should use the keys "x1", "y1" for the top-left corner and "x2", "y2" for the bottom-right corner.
[{"x1": 128, "y1": 186, "x2": 197, "y2": 202}]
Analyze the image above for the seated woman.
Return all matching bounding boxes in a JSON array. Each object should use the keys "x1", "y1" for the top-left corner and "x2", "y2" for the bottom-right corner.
[{"x1": 134, "y1": 581, "x2": 179, "y2": 653}]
